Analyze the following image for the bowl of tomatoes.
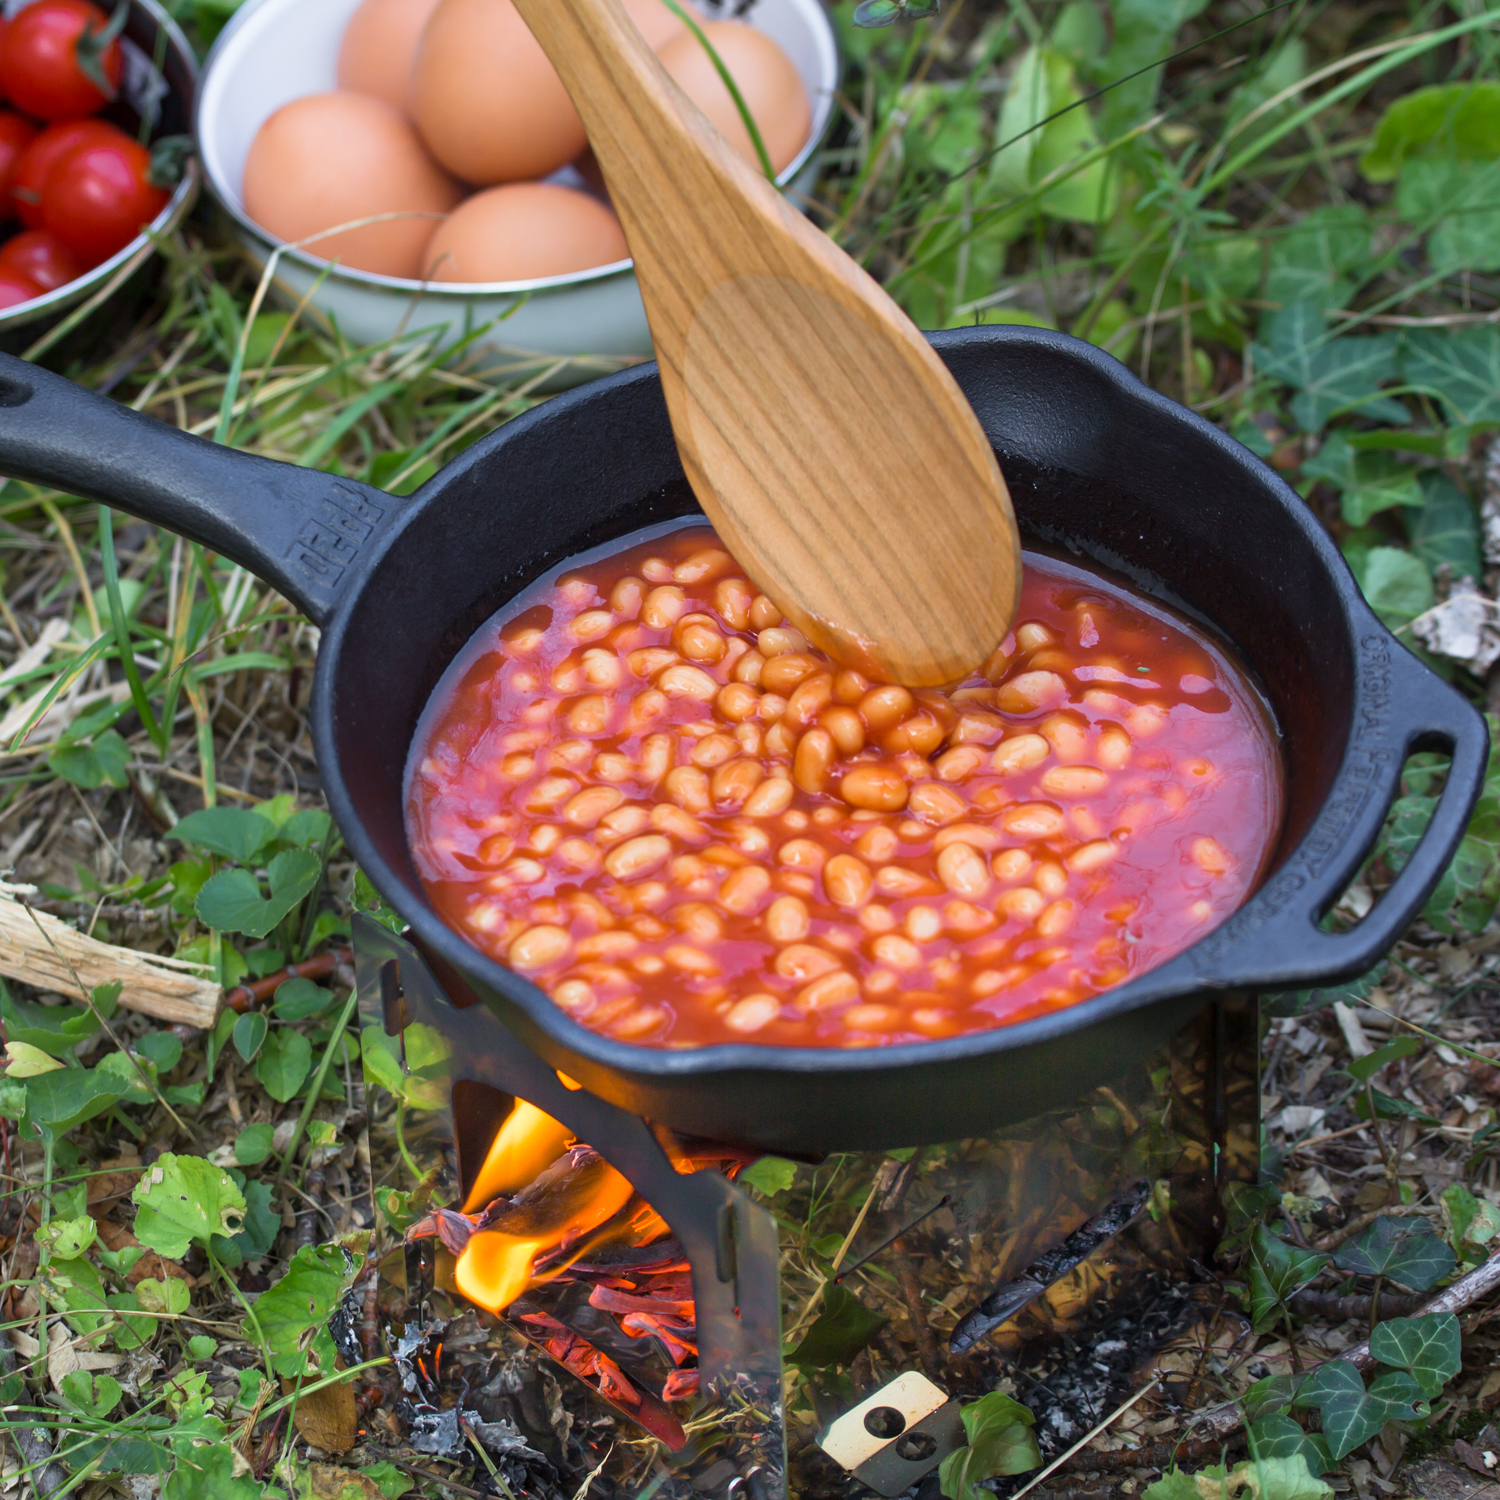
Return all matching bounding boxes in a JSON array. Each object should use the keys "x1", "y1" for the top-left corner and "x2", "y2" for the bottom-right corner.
[{"x1": 0, "y1": 0, "x2": 198, "y2": 345}]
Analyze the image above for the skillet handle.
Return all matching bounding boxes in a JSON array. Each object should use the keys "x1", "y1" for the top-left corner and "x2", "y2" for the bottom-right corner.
[
  {"x1": 1188, "y1": 632, "x2": 1488, "y2": 990},
  {"x1": 0, "y1": 354, "x2": 397, "y2": 625}
]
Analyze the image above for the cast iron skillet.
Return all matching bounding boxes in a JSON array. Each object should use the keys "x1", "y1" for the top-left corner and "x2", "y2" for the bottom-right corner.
[{"x1": 0, "y1": 329, "x2": 1483, "y2": 1153}]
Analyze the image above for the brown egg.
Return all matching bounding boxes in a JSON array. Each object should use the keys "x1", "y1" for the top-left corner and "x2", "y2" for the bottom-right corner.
[
  {"x1": 337, "y1": 0, "x2": 442, "y2": 117},
  {"x1": 657, "y1": 20, "x2": 810, "y2": 175},
  {"x1": 243, "y1": 92, "x2": 462, "y2": 279},
  {"x1": 621, "y1": 0, "x2": 687, "y2": 52},
  {"x1": 423, "y1": 182, "x2": 629, "y2": 282},
  {"x1": 414, "y1": 0, "x2": 586, "y2": 185}
]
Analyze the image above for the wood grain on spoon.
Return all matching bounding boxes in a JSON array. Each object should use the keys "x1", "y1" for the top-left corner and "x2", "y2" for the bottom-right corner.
[{"x1": 510, "y1": 0, "x2": 1021, "y2": 686}]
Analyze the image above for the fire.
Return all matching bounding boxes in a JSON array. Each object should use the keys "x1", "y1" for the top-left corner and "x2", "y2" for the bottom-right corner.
[{"x1": 453, "y1": 1101, "x2": 636, "y2": 1314}]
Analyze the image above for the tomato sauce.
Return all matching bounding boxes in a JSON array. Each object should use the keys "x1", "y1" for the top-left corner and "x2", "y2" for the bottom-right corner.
[{"x1": 406, "y1": 524, "x2": 1283, "y2": 1049}]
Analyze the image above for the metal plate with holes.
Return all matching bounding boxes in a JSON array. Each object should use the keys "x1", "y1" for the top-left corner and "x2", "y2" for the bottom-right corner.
[{"x1": 819, "y1": 1372, "x2": 965, "y2": 1497}]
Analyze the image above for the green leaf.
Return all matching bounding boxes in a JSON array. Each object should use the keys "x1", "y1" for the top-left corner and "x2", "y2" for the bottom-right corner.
[
  {"x1": 272, "y1": 977, "x2": 334, "y2": 1021},
  {"x1": 1368, "y1": 1312, "x2": 1461, "y2": 1397},
  {"x1": 162, "y1": 1435, "x2": 267, "y2": 1499},
  {"x1": 1252, "y1": 303, "x2": 1406, "y2": 431},
  {"x1": 60, "y1": 1370, "x2": 121, "y2": 1418},
  {"x1": 1265, "y1": 205, "x2": 1371, "y2": 310},
  {"x1": 278, "y1": 808, "x2": 332, "y2": 849},
  {"x1": 1302, "y1": 1362, "x2": 1427, "y2": 1460},
  {"x1": 234, "y1": 1122, "x2": 275, "y2": 1166},
  {"x1": 1248, "y1": 1224, "x2": 1329, "y2": 1333},
  {"x1": 136, "y1": 1031, "x2": 183, "y2": 1076},
  {"x1": 1362, "y1": 82, "x2": 1500, "y2": 181},
  {"x1": 353, "y1": 868, "x2": 404, "y2": 933},
  {"x1": 255, "y1": 1029, "x2": 312, "y2": 1103},
  {"x1": 232, "y1": 1012, "x2": 267, "y2": 1063},
  {"x1": 787, "y1": 1281, "x2": 887, "y2": 1367},
  {"x1": 1347, "y1": 1035, "x2": 1423, "y2": 1082},
  {"x1": 1332, "y1": 1215, "x2": 1456, "y2": 1291},
  {"x1": 255, "y1": 1243, "x2": 358, "y2": 1376},
  {"x1": 1442, "y1": 1183, "x2": 1500, "y2": 1264},
  {"x1": 187, "y1": 1335, "x2": 217, "y2": 1362},
  {"x1": 132, "y1": 1154, "x2": 247, "y2": 1259},
  {"x1": 940, "y1": 1391, "x2": 1041, "y2": 1499},
  {"x1": 1399, "y1": 326, "x2": 1500, "y2": 426},
  {"x1": 47, "y1": 730, "x2": 130, "y2": 790},
  {"x1": 1356, "y1": 547, "x2": 1434, "y2": 630},
  {"x1": 739, "y1": 1157, "x2": 799, "y2": 1196},
  {"x1": 1396, "y1": 158, "x2": 1500, "y2": 275},
  {"x1": 1264, "y1": 965, "x2": 1385, "y2": 1019},
  {"x1": 1302, "y1": 433, "x2": 1423, "y2": 525},
  {"x1": 195, "y1": 848, "x2": 321, "y2": 939},
  {"x1": 1248, "y1": 1415, "x2": 1334, "y2": 1476},
  {"x1": 362, "y1": 1462, "x2": 416, "y2": 1499},
  {"x1": 1, "y1": 988, "x2": 102, "y2": 1057},
  {"x1": 1096, "y1": 0, "x2": 1208, "y2": 136},
  {"x1": 1350, "y1": 1085, "x2": 1442, "y2": 1127},
  {"x1": 219, "y1": 1177, "x2": 279, "y2": 1261},
  {"x1": 135, "y1": 1276, "x2": 191, "y2": 1316},
  {"x1": 45, "y1": 1255, "x2": 109, "y2": 1336},
  {"x1": 23, "y1": 1065, "x2": 129, "y2": 1136},
  {"x1": 169, "y1": 807, "x2": 277, "y2": 863},
  {"x1": 35, "y1": 1214, "x2": 97, "y2": 1259},
  {"x1": 1411, "y1": 471, "x2": 1483, "y2": 582}
]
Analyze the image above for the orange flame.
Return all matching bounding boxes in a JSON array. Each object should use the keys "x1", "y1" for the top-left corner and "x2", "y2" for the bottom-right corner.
[{"x1": 462, "y1": 1099, "x2": 575, "y2": 1214}]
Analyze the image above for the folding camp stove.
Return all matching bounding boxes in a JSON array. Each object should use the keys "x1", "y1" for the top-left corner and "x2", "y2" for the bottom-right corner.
[{"x1": 354, "y1": 913, "x2": 1258, "y2": 1500}]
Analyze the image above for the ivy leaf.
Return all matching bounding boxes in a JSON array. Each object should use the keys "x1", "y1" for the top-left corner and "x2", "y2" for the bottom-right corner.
[
  {"x1": 1252, "y1": 302, "x2": 1406, "y2": 431},
  {"x1": 939, "y1": 1392, "x2": 1041, "y2": 1500},
  {"x1": 1355, "y1": 547, "x2": 1434, "y2": 631},
  {"x1": 1362, "y1": 82, "x2": 1500, "y2": 180},
  {"x1": 47, "y1": 729, "x2": 129, "y2": 791},
  {"x1": 255, "y1": 1243, "x2": 359, "y2": 1377},
  {"x1": 787, "y1": 1282, "x2": 887, "y2": 1368},
  {"x1": 232, "y1": 1012, "x2": 267, "y2": 1063},
  {"x1": 1302, "y1": 433, "x2": 1423, "y2": 525},
  {"x1": 1333, "y1": 1216, "x2": 1456, "y2": 1291},
  {"x1": 1396, "y1": 158, "x2": 1500, "y2": 275},
  {"x1": 195, "y1": 849, "x2": 321, "y2": 939},
  {"x1": 169, "y1": 807, "x2": 277, "y2": 864},
  {"x1": 1411, "y1": 471, "x2": 1483, "y2": 582},
  {"x1": 1302, "y1": 1362, "x2": 1427, "y2": 1461},
  {"x1": 1264, "y1": 205, "x2": 1371, "y2": 310},
  {"x1": 1248, "y1": 1414, "x2": 1334, "y2": 1476},
  {"x1": 1248, "y1": 1224, "x2": 1329, "y2": 1333},
  {"x1": 1399, "y1": 326, "x2": 1500, "y2": 426},
  {"x1": 1368, "y1": 1312, "x2": 1461, "y2": 1398},
  {"x1": 1347, "y1": 1035, "x2": 1423, "y2": 1082},
  {"x1": 255, "y1": 1029, "x2": 312, "y2": 1104},
  {"x1": 739, "y1": 1157, "x2": 799, "y2": 1196},
  {"x1": 1144, "y1": 1457, "x2": 1331, "y2": 1500},
  {"x1": 132, "y1": 1153, "x2": 247, "y2": 1259}
]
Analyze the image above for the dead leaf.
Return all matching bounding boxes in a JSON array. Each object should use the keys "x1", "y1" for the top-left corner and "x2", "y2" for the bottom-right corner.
[
  {"x1": 306, "y1": 1464, "x2": 384, "y2": 1499},
  {"x1": 93, "y1": 1220, "x2": 193, "y2": 1287},
  {"x1": 86, "y1": 1158, "x2": 142, "y2": 1216},
  {"x1": 46, "y1": 1322, "x2": 120, "y2": 1393},
  {"x1": 281, "y1": 1374, "x2": 357, "y2": 1454},
  {"x1": 8, "y1": 1328, "x2": 38, "y2": 1359}
]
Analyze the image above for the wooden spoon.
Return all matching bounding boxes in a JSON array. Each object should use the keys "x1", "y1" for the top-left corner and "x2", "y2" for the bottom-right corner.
[{"x1": 509, "y1": 0, "x2": 1021, "y2": 687}]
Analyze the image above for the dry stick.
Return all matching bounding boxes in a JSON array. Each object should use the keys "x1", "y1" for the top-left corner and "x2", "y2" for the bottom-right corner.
[
  {"x1": 1010, "y1": 1377, "x2": 1163, "y2": 1500},
  {"x1": 1190, "y1": 1245, "x2": 1500, "y2": 1444}
]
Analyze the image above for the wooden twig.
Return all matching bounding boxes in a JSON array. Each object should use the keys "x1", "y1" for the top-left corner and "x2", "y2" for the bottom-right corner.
[
  {"x1": 1011, "y1": 1378, "x2": 1163, "y2": 1500},
  {"x1": 0, "y1": 888, "x2": 218, "y2": 1028}
]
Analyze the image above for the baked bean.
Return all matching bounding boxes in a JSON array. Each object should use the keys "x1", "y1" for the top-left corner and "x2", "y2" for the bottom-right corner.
[
  {"x1": 1040, "y1": 765, "x2": 1109, "y2": 798},
  {"x1": 766, "y1": 895, "x2": 810, "y2": 943},
  {"x1": 413, "y1": 525, "x2": 1280, "y2": 1053},
  {"x1": 841, "y1": 764, "x2": 909, "y2": 812},
  {"x1": 824, "y1": 853, "x2": 873, "y2": 908}
]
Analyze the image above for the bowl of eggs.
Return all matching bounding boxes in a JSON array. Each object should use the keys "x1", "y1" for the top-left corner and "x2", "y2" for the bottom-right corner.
[{"x1": 195, "y1": 0, "x2": 839, "y2": 385}]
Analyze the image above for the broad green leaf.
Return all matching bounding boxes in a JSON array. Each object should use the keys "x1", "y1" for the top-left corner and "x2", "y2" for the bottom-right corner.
[
  {"x1": 1442, "y1": 1183, "x2": 1500, "y2": 1264},
  {"x1": 135, "y1": 1032, "x2": 183, "y2": 1075},
  {"x1": 278, "y1": 808, "x2": 332, "y2": 849},
  {"x1": 940, "y1": 1391, "x2": 1041, "y2": 1500},
  {"x1": 170, "y1": 807, "x2": 276, "y2": 863},
  {"x1": 1145, "y1": 1457, "x2": 1331, "y2": 1500},
  {"x1": 1356, "y1": 547, "x2": 1433, "y2": 629},
  {"x1": 47, "y1": 730, "x2": 130, "y2": 790},
  {"x1": 1333, "y1": 1215, "x2": 1456, "y2": 1290},
  {"x1": 363, "y1": 1462, "x2": 416, "y2": 1499},
  {"x1": 1, "y1": 988, "x2": 101, "y2": 1057},
  {"x1": 60, "y1": 1370, "x2": 121, "y2": 1418},
  {"x1": 132, "y1": 1153, "x2": 247, "y2": 1259},
  {"x1": 234, "y1": 1122, "x2": 275, "y2": 1166},
  {"x1": 1412, "y1": 471, "x2": 1483, "y2": 582},
  {"x1": 1303, "y1": 1362, "x2": 1426, "y2": 1460},
  {"x1": 1264, "y1": 205, "x2": 1371, "y2": 309},
  {"x1": 788, "y1": 1281, "x2": 887, "y2": 1367},
  {"x1": 135, "y1": 1276, "x2": 191, "y2": 1316},
  {"x1": 45, "y1": 1254, "x2": 109, "y2": 1336},
  {"x1": 1399, "y1": 326, "x2": 1500, "y2": 426},
  {"x1": 1252, "y1": 303, "x2": 1406, "y2": 431},
  {"x1": 106, "y1": 1291, "x2": 155, "y2": 1350},
  {"x1": 232, "y1": 1012, "x2": 267, "y2": 1063},
  {"x1": 35, "y1": 1215, "x2": 96, "y2": 1259},
  {"x1": 1302, "y1": 433, "x2": 1423, "y2": 525},
  {"x1": 1248, "y1": 1224, "x2": 1329, "y2": 1332},
  {"x1": 739, "y1": 1157, "x2": 799, "y2": 1196},
  {"x1": 1368, "y1": 1312, "x2": 1461, "y2": 1397},
  {"x1": 272, "y1": 977, "x2": 334, "y2": 1021},
  {"x1": 187, "y1": 1335, "x2": 217, "y2": 1362},
  {"x1": 1347, "y1": 1035, "x2": 1422, "y2": 1082},
  {"x1": 1096, "y1": 0, "x2": 1208, "y2": 135},
  {"x1": 1350, "y1": 1085, "x2": 1441, "y2": 1127},
  {"x1": 215, "y1": 1174, "x2": 279, "y2": 1263},
  {"x1": 1396, "y1": 157, "x2": 1500, "y2": 275},
  {"x1": 195, "y1": 848, "x2": 321, "y2": 939},
  {"x1": 23, "y1": 1065, "x2": 128, "y2": 1135},
  {"x1": 255, "y1": 1029, "x2": 312, "y2": 1103},
  {"x1": 1242, "y1": 1372, "x2": 1304, "y2": 1422},
  {"x1": 162, "y1": 1435, "x2": 267, "y2": 1499},
  {"x1": 1248, "y1": 1415, "x2": 1333, "y2": 1476},
  {"x1": 255, "y1": 1243, "x2": 358, "y2": 1376},
  {"x1": 1362, "y1": 82, "x2": 1500, "y2": 181}
]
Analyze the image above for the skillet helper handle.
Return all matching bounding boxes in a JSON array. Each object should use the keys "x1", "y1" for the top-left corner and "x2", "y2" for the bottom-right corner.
[
  {"x1": 0, "y1": 354, "x2": 395, "y2": 625},
  {"x1": 1191, "y1": 634, "x2": 1488, "y2": 990}
]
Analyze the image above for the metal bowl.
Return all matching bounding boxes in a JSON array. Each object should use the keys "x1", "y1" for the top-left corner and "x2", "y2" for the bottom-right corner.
[
  {"x1": 194, "y1": 0, "x2": 842, "y2": 386},
  {"x1": 0, "y1": 0, "x2": 199, "y2": 349}
]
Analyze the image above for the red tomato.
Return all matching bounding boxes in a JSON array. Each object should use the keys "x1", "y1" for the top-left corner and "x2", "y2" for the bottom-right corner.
[
  {"x1": 11, "y1": 118, "x2": 125, "y2": 228},
  {"x1": 0, "y1": 112, "x2": 38, "y2": 210},
  {"x1": 0, "y1": 229, "x2": 80, "y2": 290},
  {"x1": 41, "y1": 135, "x2": 167, "y2": 264},
  {"x1": 0, "y1": 267, "x2": 42, "y2": 309},
  {"x1": 0, "y1": 0, "x2": 123, "y2": 120}
]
